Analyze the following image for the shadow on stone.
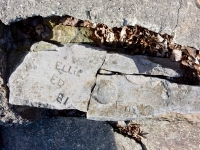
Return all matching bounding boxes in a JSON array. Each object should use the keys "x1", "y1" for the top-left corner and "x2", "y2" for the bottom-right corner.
[
  {"x1": 0, "y1": 125, "x2": 3, "y2": 149},
  {"x1": 1, "y1": 117, "x2": 118, "y2": 150},
  {"x1": 12, "y1": 105, "x2": 86, "y2": 121}
]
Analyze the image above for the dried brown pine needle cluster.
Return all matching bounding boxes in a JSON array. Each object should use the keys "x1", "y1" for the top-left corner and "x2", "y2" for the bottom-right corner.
[
  {"x1": 179, "y1": 47, "x2": 200, "y2": 84},
  {"x1": 93, "y1": 24, "x2": 172, "y2": 57},
  {"x1": 115, "y1": 123, "x2": 147, "y2": 142}
]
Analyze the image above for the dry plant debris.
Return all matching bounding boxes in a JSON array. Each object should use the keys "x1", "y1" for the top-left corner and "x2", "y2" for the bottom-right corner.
[
  {"x1": 15, "y1": 15, "x2": 200, "y2": 85},
  {"x1": 115, "y1": 122, "x2": 148, "y2": 142},
  {"x1": 15, "y1": 16, "x2": 50, "y2": 41}
]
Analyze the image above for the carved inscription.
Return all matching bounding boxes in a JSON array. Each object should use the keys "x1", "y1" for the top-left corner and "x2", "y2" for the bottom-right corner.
[
  {"x1": 23, "y1": 100, "x2": 55, "y2": 109},
  {"x1": 55, "y1": 61, "x2": 83, "y2": 76},
  {"x1": 124, "y1": 106, "x2": 131, "y2": 112},
  {"x1": 9, "y1": 44, "x2": 107, "y2": 112},
  {"x1": 50, "y1": 75, "x2": 65, "y2": 87},
  {"x1": 115, "y1": 100, "x2": 123, "y2": 108},
  {"x1": 56, "y1": 93, "x2": 75, "y2": 109},
  {"x1": 56, "y1": 93, "x2": 69, "y2": 105},
  {"x1": 50, "y1": 56, "x2": 83, "y2": 87},
  {"x1": 115, "y1": 100, "x2": 132, "y2": 113},
  {"x1": 48, "y1": 54, "x2": 85, "y2": 110}
]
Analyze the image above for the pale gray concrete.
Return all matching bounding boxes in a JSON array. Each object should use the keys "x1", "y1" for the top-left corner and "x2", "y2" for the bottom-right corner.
[{"x1": 0, "y1": 0, "x2": 199, "y2": 49}]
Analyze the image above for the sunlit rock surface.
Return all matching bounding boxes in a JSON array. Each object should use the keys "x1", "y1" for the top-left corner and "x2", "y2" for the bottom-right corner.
[
  {"x1": 8, "y1": 42, "x2": 200, "y2": 120},
  {"x1": 8, "y1": 43, "x2": 106, "y2": 112},
  {"x1": 101, "y1": 53, "x2": 183, "y2": 77},
  {"x1": 87, "y1": 75, "x2": 200, "y2": 121}
]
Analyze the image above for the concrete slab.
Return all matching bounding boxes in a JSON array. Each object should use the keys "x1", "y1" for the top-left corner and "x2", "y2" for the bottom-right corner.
[
  {"x1": 1, "y1": 0, "x2": 179, "y2": 35},
  {"x1": 134, "y1": 119, "x2": 200, "y2": 150}
]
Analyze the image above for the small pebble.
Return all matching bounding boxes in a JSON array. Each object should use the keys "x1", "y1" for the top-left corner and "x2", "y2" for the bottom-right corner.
[{"x1": 51, "y1": 11, "x2": 56, "y2": 15}]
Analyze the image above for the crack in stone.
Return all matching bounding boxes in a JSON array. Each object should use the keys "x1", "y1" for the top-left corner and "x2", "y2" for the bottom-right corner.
[
  {"x1": 175, "y1": 0, "x2": 182, "y2": 31},
  {"x1": 87, "y1": 51, "x2": 107, "y2": 111},
  {"x1": 98, "y1": 69, "x2": 176, "y2": 83},
  {"x1": 86, "y1": 10, "x2": 92, "y2": 20},
  {"x1": 97, "y1": 69, "x2": 199, "y2": 86}
]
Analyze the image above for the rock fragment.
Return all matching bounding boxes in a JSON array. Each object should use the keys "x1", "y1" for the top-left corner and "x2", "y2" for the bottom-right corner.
[
  {"x1": 101, "y1": 53, "x2": 183, "y2": 77},
  {"x1": 87, "y1": 75, "x2": 200, "y2": 121},
  {"x1": 8, "y1": 43, "x2": 106, "y2": 112},
  {"x1": 46, "y1": 24, "x2": 94, "y2": 44},
  {"x1": 174, "y1": 0, "x2": 200, "y2": 49}
]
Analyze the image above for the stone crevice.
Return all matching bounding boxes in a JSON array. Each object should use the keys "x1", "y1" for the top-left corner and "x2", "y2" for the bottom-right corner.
[
  {"x1": 86, "y1": 10, "x2": 92, "y2": 20},
  {"x1": 175, "y1": 0, "x2": 182, "y2": 31},
  {"x1": 99, "y1": 70, "x2": 169, "y2": 79},
  {"x1": 97, "y1": 68, "x2": 196, "y2": 86},
  {"x1": 87, "y1": 51, "x2": 107, "y2": 111}
]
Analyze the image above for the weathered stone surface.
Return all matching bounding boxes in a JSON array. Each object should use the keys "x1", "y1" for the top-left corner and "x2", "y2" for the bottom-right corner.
[
  {"x1": 8, "y1": 43, "x2": 106, "y2": 112},
  {"x1": 1, "y1": 0, "x2": 179, "y2": 35},
  {"x1": 46, "y1": 25, "x2": 94, "y2": 44},
  {"x1": 30, "y1": 41, "x2": 58, "y2": 52},
  {"x1": 88, "y1": 75, "x2": 200, "y2": 121},
  {"x1": 134, "y1": 119, "x2": 200, "y2": 150},
  {"x1": 0, "y1": 0, "x2": 199, "y2": 49},
  {"x1": 1, "y1": 117, "x2": 140, "y2": 150},
  {"x1": 174, "y1": 0, "x2": 200, "y2": 49},
  {"x1": 2, "y1": 117, "x2": 200, "y2": 150},
  {"x1": 101, "y1": 53, "x2": 183, "y2": 77},
  {"x1": 0, "y1": 21, "x2": 22, "y2": 125},
  {"x1": 155, "y1": 112, "x2": 200, "y2": 123}
]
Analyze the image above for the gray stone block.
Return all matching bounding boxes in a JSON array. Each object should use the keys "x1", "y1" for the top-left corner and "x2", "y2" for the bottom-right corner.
[
  {"x1": 87, "y1": 75, "x2": 200, "y2": 121},
  {"x1": 101, "y1": 53, "x2": 183, "y2": 77},
  {"x1": 8, "y1": 43, "x2": 106, "y2": 112},
  {"x1": 174, "y1": 0, "x2": 200, "y2": 49}
]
